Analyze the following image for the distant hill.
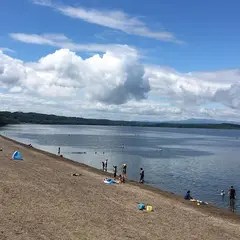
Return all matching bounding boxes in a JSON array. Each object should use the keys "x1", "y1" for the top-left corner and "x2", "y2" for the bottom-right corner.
[
  {"x1": 0, "y1": 111, "x2": 240, "y2": 130},
  {"x1": 164, "y1": 118, "x2": 240, "y2": 124}
]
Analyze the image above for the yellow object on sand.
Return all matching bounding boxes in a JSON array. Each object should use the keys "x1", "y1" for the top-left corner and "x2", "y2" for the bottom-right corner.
[
  {"x1": 146, "y1": 205, "x2": 153, "y2": 212},
  {"x1": 190, "y1": 199, "x2": 197, "y2": 202},
  {"x1": 197, "y1": 203, "x2": 200, "y2": 206}
]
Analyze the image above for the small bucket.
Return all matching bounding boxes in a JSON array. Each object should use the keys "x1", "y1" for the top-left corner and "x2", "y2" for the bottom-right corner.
[
  {"x1": 138, "y1": 203, "x2": 145, "y2": 210},
  {"x1": 146, "y1": 205, "x2": 153, "y2": 212}
]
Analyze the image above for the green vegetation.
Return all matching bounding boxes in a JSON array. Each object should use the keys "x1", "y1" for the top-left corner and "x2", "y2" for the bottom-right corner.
[
  {"x1": 0, "y1": 111, "x2": 138, "y2": 126},
  {"x1": 0, "y1": 114, "x2": 15, "y2": 126},
  {"x1": 0, "y1": 111, "x2": 240, "y2": 129},
  {"x1": 0, "y1": 117, "x2": 7, "y2": 126}
]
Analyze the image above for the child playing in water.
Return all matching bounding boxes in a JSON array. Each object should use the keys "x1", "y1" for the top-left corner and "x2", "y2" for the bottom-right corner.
[
  {"x1": 118, "y1": 175, "x2": 125, "y2": 183},
  {"x1": 139, "y1": 168, "x2": 144, "y2": 183},
  {"x1": 221, "y1": 190, "x2": 225, "y2": 200},
  {"x1": 184, "y1": 190, "x2": 193, "y2": 200}
]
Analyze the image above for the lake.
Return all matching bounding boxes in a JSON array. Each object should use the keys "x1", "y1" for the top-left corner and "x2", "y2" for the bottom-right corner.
[{"x1": 1, "y1": 124, "x2": 240, "y2": 212}]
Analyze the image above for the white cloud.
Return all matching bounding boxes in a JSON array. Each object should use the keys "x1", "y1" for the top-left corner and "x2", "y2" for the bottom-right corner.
[
  {"x1": 10, "y1": 33, "x2": 136, "y2": 54},
  {"x1": 1, "y1": 48, "x2": 240, "y2": 121},
  {"x1": 145, "y1": 65, "x2": 232, "y2": 106},
  {"x1": 0, "y1": 48, "x2": 150, "y2": 103},
  {"x1": 32, "y1": 0, "x2": 51, "y2": 6},
  {"x1": 32, "y1": 0, "x2": 181, "y2": 43},
  {"x1": 11, "y1": 32, "x2": 239, "y2": 108},
  {"x1": 2, "y1": 91, "x2": 240, "y2": 121},
  {"x1": 214, "y1": 81, "x2": 240, "y2": 109},
  {"x1": 188, "y1": 69, "x2": 240, "y2": 85},
  {"x1": 9, "y1": 86, "x2": 22, "y2": 93},
  {"x1": 0, "y1": 48, "x2": 15, "y2": 53},
  {"x1": 0, "y1": 92, "x2": 179, "y2": 121},
  {"x1": 0, "y1": 52, "x2": 25, "y2": 88}
]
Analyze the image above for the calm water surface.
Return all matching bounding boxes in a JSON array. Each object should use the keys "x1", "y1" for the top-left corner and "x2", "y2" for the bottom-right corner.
[{"x1": 1, "y1": 124, "x2": 240, "y2": 212}]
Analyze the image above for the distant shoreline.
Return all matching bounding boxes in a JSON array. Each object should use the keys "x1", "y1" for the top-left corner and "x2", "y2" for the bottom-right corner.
[
  {"x1": 1, "y1": 111, "x2": 240, "y2": 130},
  {"x1": 2, "y1": 122, "x2": 240, "y2": 130},
  {"x1": 0, "y1": 111, "x2": 240, "y2": 130}
]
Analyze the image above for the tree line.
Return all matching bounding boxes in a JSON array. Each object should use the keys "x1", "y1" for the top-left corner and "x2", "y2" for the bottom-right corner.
[{"x1": 1, "y1": 111, "x2": 240, "y2": 129}]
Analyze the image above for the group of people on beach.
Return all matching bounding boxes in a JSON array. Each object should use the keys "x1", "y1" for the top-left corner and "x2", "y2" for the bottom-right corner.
[
  {"x1": 113, "y1": 164, "x2": 126, "y2": 183},
  {"x1": 102, "y1": 159, "x2": 145, "y2": 184},
  {"x1": 57, "y1": 147, "x2": 145, "y2": 184},
  {"x1": 184, "y1": 186, "x2": 237, "y2": 212},
  {"x1": 221, "y1": 186, "x2": 236, "y2": 212}
]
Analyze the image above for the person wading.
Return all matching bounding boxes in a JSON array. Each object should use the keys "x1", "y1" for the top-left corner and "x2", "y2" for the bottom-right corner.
[
  {"x1": 105, "y1": 159, "x2": 108, "y2": 171},
  {"x1": 228, "y1": 186, "x2": 236, "y2": 212},
  {"x1": 113, "y1": 165, "x2": 117, "y2": 179},
  {"x1": 139, "y1": 168, "x2": 144, "y2": 183},
  {"x1": 122, "y1": 163, "x2": 127, "y2": 177},
  {"x1": 102, "y1": 161, "x2": 105, "y2": 171}
]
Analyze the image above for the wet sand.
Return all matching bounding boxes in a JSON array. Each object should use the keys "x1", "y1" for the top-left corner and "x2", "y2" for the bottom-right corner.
[{"x1": 0, "y1": 135, "x2": 240, "y2": 240}]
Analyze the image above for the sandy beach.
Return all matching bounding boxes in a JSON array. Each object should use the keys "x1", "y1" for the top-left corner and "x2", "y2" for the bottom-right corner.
[{"x1": 0, "y1": 135, "x2": 240, "y2": 240}]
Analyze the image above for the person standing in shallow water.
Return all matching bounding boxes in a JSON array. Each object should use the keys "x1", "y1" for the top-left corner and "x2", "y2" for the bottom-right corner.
[
  {"x1": 228, "y1": 186, "x2": 236, "y2": 212},
  {"x1": 102, "y1": 161, "x2": 105, "y2": 171},
  {"x1": 58, "y1": 147, "x2": 61, "y2": 155},
  {"x1": 139, "y1": 168, "x2": 144, "y2": 183},
  {"x1": 113, "y1": 165, "x2": 117, "y2": 179},
  {"x1": 122, "y1": 163, "x2": 127, "y2": 177},
  {"x1": 105, "y1": 159, "x2": 108, "y2": 171}
]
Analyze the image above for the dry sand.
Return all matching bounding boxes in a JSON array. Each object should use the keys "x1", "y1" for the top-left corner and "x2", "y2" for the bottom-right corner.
[{"x1": 0, "y1": 135, "x2": 240, "y2": 240}]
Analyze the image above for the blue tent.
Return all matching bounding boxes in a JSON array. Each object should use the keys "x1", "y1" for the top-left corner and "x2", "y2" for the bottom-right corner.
[{"x1": 12, "y1": 151, "x2": 23, "y2": 160}]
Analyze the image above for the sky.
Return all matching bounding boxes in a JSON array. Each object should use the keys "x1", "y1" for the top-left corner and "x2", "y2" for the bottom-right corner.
[{"x1": 1, "y1": 0, "x2": 240, "y2": 121}]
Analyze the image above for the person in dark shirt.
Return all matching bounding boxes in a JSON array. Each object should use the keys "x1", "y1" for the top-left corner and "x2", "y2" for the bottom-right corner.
[
  {"x1": 139, "y1": 168, "x2": 144, "y2": 183},
  {"x1": 228, "y1": 186, "x2": 236, "y2": 212},
  {"x1": 184, "y1": 190, "x2": 193, "y2": 200},
  {"x1": 228, "y1": 186, "x2": 236, "y2": 199},
  {"x1": 122, "y1": 163, "x2": 127, "y2": 176},
  {"x1": 102, "y1": 161, "x2": 105, "y2": 171},
  {"x1": 113, "y1": 165, "x2": 117, "y2": 178},
  {"x1": 105, "y1": 159, "x2": 108, "y2": 171}
]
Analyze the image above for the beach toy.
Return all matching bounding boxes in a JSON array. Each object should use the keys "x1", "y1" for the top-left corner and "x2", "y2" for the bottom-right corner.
[
  {"x1": 197, "y1": 203, "x2": 200, "y2": 206},
  {"x1": 72, "y1": 173, "x2": 81, "y2": 176},
  {"x1": 146, "y1": 205, "x2": 153, "y2": 212},
  {"x1": 138, "y1": 203, "x2": 145, "y2": 210},
  {"x1": 12, "y1": 151, "x2": 23, "y2": 160}
]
